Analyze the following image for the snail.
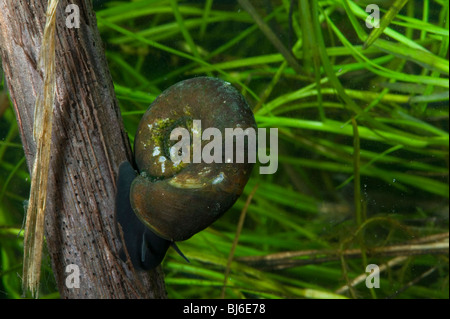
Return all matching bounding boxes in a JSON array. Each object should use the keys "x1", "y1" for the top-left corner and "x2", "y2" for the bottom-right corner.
[{"x1": 115, "y1": 77, "x2": 256, "y2": 270}]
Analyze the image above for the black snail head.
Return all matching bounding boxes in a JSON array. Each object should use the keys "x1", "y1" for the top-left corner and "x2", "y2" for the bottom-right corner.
[{"x1": 115, "y1": 77, "x2": 256, "y2": 270}]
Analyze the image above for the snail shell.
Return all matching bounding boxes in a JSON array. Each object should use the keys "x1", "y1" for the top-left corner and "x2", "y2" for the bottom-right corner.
[{"x1": 116, "y1": 77, "x2": 256, "y2": 269}]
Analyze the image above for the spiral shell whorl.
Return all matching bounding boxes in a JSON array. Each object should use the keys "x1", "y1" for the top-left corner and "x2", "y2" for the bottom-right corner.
[{"x1": 131, "y1": 77, "x2": 256, "y2": 241}]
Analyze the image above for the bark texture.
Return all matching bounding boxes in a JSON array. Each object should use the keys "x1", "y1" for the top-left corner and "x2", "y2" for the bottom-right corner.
[{"x1": 0, "y1": 0, "x2": 166, "y2": 298}]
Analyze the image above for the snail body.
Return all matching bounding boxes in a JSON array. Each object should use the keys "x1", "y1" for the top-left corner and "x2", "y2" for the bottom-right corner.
[{"x1": 115, "y1": 77, "x2": 256, "y2": 270}]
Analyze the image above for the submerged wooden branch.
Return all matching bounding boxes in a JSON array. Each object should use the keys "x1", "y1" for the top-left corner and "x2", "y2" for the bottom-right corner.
[{"x1": 0, "y1": 0, "x2": 166, "y2": 298}]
